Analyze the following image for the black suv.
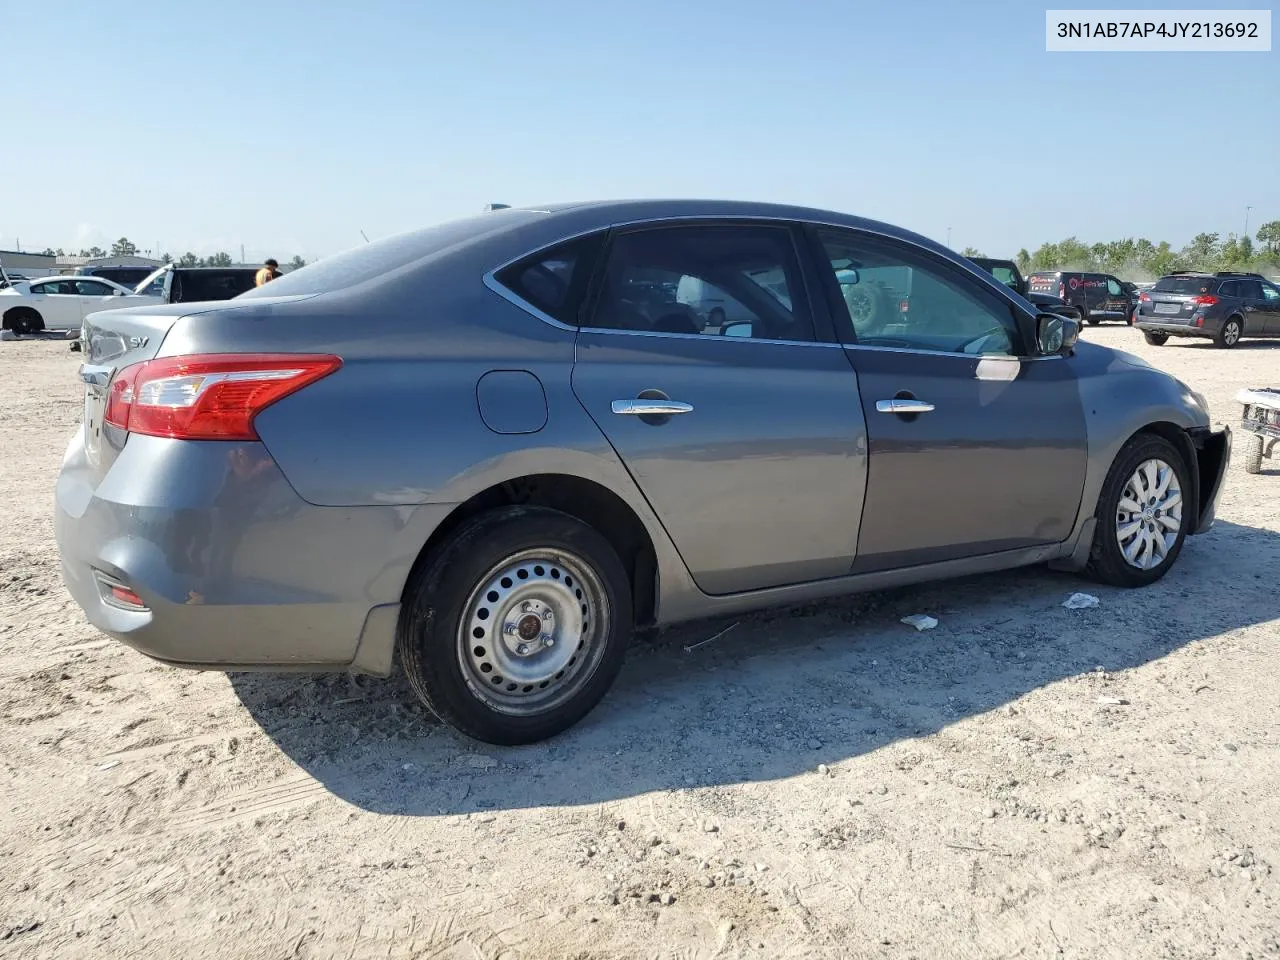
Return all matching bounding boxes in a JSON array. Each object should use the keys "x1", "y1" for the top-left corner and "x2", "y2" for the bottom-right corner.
[
  {"x1": 76, "y1": 265, "x2": 158, "y2": 289},
  {"x1": 134, "y1": 265, "x2": 260, "y2": 302},
  {"x1": 1134, "y1": 272, "x2": 1280, "y2": 349},
  {"x1": 968, "y1": 258, "x2": 1084, "y2": 321},
  {"x1": 1027, "y1": 271, "x2": 1137, "y2": 325}
]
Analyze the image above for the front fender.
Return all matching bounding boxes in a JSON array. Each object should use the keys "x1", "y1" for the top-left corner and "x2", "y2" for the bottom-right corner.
[{"x1": 1052, "y1": 343, "x2": 1215, "y2": 570}]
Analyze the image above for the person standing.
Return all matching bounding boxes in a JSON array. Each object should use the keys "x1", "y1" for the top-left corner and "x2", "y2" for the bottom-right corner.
[{"x1": 255, "y1": 258, "x2": 282, "y2": 287}]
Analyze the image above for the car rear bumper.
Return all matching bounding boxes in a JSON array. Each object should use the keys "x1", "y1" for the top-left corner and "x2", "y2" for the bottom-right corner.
[
  {"x1": 54, "y1": 430, "x2": 454, "y2": 675},
  {"x1": 1135, "y1": 320, "x2": 1212, "y2": 337}
]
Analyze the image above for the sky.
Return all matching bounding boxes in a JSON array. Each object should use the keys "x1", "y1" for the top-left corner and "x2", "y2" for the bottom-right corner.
[{"x1": 2, "y1": 0, "x2": 1276, "y2": 262}]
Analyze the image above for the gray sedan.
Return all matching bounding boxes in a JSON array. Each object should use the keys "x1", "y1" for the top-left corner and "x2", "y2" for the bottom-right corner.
[{"x1": 55, "y1": 200, "x2": 1231, "y2": 744}]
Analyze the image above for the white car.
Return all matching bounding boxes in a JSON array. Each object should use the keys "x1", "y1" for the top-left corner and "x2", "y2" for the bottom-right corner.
[{"x1": 0, "y1": 276, "x2": 162, "y2": 335}]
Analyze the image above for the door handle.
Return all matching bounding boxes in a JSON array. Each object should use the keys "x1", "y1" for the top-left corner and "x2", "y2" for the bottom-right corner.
[
  {"x1": 875, "y1": 398, "x2": 935, "y2": 415},
  {"x1": 611, "y1": 399, "x2": 694, "y2": 416}
]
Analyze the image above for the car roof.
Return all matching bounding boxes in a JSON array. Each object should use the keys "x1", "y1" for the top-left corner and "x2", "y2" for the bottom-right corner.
[{"x1": 484, "y1": 198, "x2": 938, "y2": 246}]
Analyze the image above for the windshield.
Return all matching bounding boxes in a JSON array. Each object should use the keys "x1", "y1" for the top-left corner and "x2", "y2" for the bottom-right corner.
[
  {"x1": 1153, "y1": 276, "x2": 1216, "y2": 295},
  {"x1": 238, "y1": 211, "x2": 543, "y2": 299}
]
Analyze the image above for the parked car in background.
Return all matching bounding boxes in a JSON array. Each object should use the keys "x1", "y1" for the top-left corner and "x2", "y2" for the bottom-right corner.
[
  {"x1": 1027, "y1": 270, "x2": 1136, "y2": 324},
  {"x1": 76, "y1": 265, "x2": 159, "y2": 290},
  {"x1": 1134, "y1": 272, "x2": 1280, "y2": 348},
  {"x1": 1, "y1": 276, "x2": 160, "y2": 334},
  {"x1": 967, "y1": 257, "x2": 1084, "y2": 322},
  {"x1": 133, "y1": 265, "x2": 260, "y2": 303},
  {"x1": 55, "y1": 200, "x2": 1230, "y2": 745}
]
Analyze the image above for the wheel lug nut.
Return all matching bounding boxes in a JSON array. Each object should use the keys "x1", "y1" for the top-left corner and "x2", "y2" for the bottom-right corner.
[
  {"x1": 504, "y1": 623, "x2": 517, "y2": 635},
  {"x1": 542, "y1": 610, "x2": 554, "y2": 621},
  {"x1": 522, "y1": 602, "x2": 533, "y2": 613},
  {"x1": 517, "y1": 643, "x2": 529, "y2": 655},
  {"x1": 542, "y1": 635, "x2": 554, "y2": 647}
]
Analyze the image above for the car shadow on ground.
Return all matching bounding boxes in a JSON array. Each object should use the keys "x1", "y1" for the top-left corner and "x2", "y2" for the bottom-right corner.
[
  {"x1": 1173, "y1": 340, "x2": 1280, "y2": 351},
  {"x1": 230, "y1": 518, "x2": 1280, "y2": 816}
]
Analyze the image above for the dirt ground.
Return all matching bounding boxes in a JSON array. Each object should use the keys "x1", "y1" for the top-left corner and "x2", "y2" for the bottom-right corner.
[{"x1": 1, "y1": 328, "x2": 1278, "y2": 960}]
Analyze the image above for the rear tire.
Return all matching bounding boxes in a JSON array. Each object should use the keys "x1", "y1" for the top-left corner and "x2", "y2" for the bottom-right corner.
[
  {"x1": 1243, "y1": 434, "x2": 1264, "y2": 475},
  {"x1": 398, "y1": 506, "x2": 633, "y2": 745},
  {"x1": 1084, "y1": 434, "x2": 1192, "y2": 588},
  {"x1": 1142, "y1": 331, "x2": 1169, "y2": 346},
  {"x1": 1214, "y1": 317, "x2": 1242, "y2": 349},
  {"x1": 3, "y1": 309, "x2": 42, "y2": 336}
]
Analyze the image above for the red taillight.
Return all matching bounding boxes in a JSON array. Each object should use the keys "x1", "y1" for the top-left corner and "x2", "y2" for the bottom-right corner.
[
  {"x1": 105, "y1": 354, "x2": 341, "y2": 440},
  {"x1": 1139, "y1": 292, "x2": 1151, "y2": 302},
  {"x1": 1194, "y1": 317, "x2": 1204, "y2": 327},
  {"x1": 1190, "y1": 295, "x2": 1219, "y2": 306}
]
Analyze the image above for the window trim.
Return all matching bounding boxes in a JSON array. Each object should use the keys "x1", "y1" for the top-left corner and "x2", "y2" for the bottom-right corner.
[
  {"x1": 482, "y1": 214, "x2": 1036, "y2": 351},
  {"x1": 488, "y1": 233, "x2": 606, "y2": 330},
  {"x1": 808, "y1": 225, "x2": 1036, "y2": 359},
  {"x1": 577, "y1": 219, "x2": 828, "y2": 346}
]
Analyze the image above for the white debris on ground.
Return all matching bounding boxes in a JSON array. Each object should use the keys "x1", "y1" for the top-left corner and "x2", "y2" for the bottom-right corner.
[
  {"x1": 1062, "y1": 592, "x2": 1101, "y2": 609},
  {"x1": 900, "y1": 614, "x2": 939, "y2": 631}
]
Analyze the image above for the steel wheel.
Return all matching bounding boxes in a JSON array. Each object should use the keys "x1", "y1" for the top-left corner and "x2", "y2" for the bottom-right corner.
[
  {"x1": 1115, "y1": 458, "x2": 1183, "y2": 570},
  {"x1": 457, "y1": 548, "x2": 610, "y2": 716}
]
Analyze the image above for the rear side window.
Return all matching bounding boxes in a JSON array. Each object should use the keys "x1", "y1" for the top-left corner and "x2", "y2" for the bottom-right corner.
[
  {"x1": 1218, "y1": 280, "x2": 1239, "y2": 298},
  {"x1": 493, "y1": 234, "x2": 604, "y2": 326},
  {"x1": 1153, "y1": 276, "x2": 1216, "y2": 295}
]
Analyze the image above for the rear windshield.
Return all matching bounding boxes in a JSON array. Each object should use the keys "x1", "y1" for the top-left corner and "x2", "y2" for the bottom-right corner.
[
  {"x1": 1153, "y1": 276, "x2": 1216, "y2": 295},
  {"x1": 238, "y1": 210, "x2": 543, "y2": 299}
]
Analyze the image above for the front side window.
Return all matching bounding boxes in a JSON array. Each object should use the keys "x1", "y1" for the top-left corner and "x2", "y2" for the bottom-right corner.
[
  {"x1": 818, "y1": 230, "x2": 1020, "y2": 356},
  {"x1": 589, "y1": 225, "x2": 814, "y2": 342},
  {"x1": 1106, "y1": 277, "x2": 1123, "y2": 296},
  {"x1": 1262, "y1": 282, "x2": 1280, "y2": 302},
  {"x1": 990, "y1": 266, "x2": 1018, "y2": 288}
]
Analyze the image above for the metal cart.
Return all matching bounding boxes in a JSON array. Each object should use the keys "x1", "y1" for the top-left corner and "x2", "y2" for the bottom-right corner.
[{"x1": 1238, "y1": 388, "x2": 1280, "y2": 475}]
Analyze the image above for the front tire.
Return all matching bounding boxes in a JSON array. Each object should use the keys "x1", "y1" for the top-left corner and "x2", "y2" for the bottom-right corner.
[
  {"x1": 1243, "y1": 434, "x2": 1264, "y2": 475},
  {"x1": 399, "y1": 507, "x2": 633, "y2": 745},
  {"x1": 1085, "y1": 434, "x2": 1192, "y2": 588},
  {"x1": 1215, "y1": 317, "x2": 1242, "y2": 349},
  {"x1": 1142, "y1": 331, "x2": 1169, "y2": 346},
  {"x1": 4, "y1": 309, "x2": 42, "y2": 336}
]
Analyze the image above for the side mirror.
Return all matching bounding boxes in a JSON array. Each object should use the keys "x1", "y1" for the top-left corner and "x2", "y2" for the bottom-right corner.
[
  {"x1": 1037, "y1": 313, "x2": 1079, "y2": 355},
  {"x1": 721, "y1": 321, "x2": 753, "y2": 338}
]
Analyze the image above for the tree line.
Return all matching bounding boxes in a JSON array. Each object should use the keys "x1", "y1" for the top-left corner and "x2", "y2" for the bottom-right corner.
[
  {"x1": 965, "y1": 220, "x2": 1280, "y2": 279},
  {"x1": 35, "y1": 237, "x2": 306, "y2": 271}
]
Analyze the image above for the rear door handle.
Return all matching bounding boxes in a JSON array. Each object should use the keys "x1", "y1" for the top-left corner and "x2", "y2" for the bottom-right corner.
[
  {"x1": 875, "y1": 398, "x2": 935, "y2": 415},
  {"x1": 611, "y1": 399, "x2": 694, "y2": 416}
]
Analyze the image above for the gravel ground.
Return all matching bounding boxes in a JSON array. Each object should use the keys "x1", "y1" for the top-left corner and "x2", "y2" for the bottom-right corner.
[{"x1": 1, "y1": 328, "x2": 1278, "y2": 960}]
